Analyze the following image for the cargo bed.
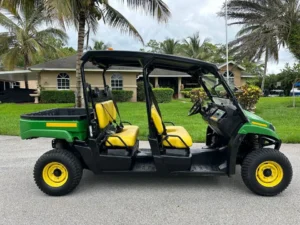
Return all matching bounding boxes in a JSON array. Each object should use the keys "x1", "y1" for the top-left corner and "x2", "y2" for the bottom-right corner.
[{"x1": 20, "y1": 108, "x2": 90, "y2": 142}]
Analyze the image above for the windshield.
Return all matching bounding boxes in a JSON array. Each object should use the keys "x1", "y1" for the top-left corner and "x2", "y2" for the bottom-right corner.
[
  {"x1": 202, "y1": 74, "x2": 232, "y2": 95},
  {"x1": 201, "y1": 73, "x2": 235, "y2": 105}
]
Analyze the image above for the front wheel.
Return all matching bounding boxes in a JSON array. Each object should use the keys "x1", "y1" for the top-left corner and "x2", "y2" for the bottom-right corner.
[
  {"x1": 241, "y1": 148, "x2": 292, "y2": 196},
  {"x1": 34, "y1": 149, "x2": 83, "y2": 196}
]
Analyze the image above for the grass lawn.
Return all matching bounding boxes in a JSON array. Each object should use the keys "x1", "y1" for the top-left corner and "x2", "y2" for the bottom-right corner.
[
  {"x1": 255, "y1": 97, "x2": 300, "y2": 143},
  {"x1": 0, "y1": 103, "x2": 73, "y2": 137},
  {"x1": 1, "y1": 97, "x2": 300, "y2": 143}
]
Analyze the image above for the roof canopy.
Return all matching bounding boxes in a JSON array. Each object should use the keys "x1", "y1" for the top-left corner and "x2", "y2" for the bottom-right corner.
[
  {"x1": 81, "y1": 51, "x2": 218, "y2": 74},
  {"x1": 0, "y1": 70, "x2": 37, "y2": 81}
]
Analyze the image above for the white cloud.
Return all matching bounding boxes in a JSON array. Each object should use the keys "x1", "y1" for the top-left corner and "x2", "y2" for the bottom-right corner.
[{"x1": 0, "y1": 0, "x2": 297, "y2": 73}]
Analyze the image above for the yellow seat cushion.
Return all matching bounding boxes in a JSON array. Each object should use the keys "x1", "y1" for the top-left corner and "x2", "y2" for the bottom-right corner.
[
  {"x1": 163, "y1": 126, "x2": 193, "y2": 148},
  {"x1": 95, "y1": 100, "x2": 117, "y2": 129},
  {"x1": 151, "y1": 105, "x2": 164, "y2": 135},
  {"x1": 105, "y1": 125, "x2": 139, "y2": 148}
]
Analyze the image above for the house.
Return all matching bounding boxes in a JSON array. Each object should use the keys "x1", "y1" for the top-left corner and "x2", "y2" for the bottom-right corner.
[
  {"x1": 26, "y1": 56, "x2": 255, "y2": 102},
  {"x1": 0, "y1": 70, "x2": 37, "y2": 91}
]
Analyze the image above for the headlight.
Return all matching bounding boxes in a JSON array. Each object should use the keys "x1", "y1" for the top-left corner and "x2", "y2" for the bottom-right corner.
[{"x1": 269, "y1": 124, "x2": 276, "y2": 131}]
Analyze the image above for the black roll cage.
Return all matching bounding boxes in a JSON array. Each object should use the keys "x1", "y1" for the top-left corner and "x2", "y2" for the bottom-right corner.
[{"x1": 80, "y1": 51, "x2": 248, "y2": 138}]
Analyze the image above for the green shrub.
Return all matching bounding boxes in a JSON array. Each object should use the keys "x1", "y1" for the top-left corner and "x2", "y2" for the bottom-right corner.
[
  {"x1": 181, "y1": 88, "x2": 201, "y2": 98},
  {"x1": 180, "y1": 91, "x2": 191, "y2": 98},
  {"x1": 137, "y1": 81, "x2": 153, "y2": 101},
  {"x1": 152, "y1": 88, "x2": 174, "y2": 103},
  {"x1": 190, "y1": 88, "x2": 207, "y2": 103},
  {"x1": 40, "y1": 90, "x2": 75, "y2": 103},
  {"x1": 235, "y1": 84, "x2": 262, "y2": 111},
  {"x1": 182, "y1": 88, "x2": 193, "y2": 91},
  {"x1": 137, "y1": 81, "x2": 146, "y2": 101},
  {"x1": 112, "y1": 90, "x2": 133, "y2": 102}
]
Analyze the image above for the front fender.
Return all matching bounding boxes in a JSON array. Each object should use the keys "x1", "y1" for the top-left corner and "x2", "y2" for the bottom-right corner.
[
  {"x1": 238, "y1": 123, "x2": 279, "y2": 140},
  {"x1": 228, "y1": 124, "x2": 281, "y2": 176}
]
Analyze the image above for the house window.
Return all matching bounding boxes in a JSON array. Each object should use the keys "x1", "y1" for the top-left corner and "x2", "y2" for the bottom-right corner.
[
  {"x1": 111, "y1": 74, "x2": 123, "y2": 90},
  {"x1": 13, "y1": 82, "x2": 20, "y2": 88},
  {"x1": 57, "y1": 73, "x2": 70, "y2": 90},
  {"x1": 223, "y1": 71, "x2": 235, "y2": 87}
]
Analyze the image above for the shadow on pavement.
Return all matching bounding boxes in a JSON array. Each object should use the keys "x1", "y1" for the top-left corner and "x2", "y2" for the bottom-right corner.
[{"x1": 76, "y1": 168, "x2": 249, "y2": 195}]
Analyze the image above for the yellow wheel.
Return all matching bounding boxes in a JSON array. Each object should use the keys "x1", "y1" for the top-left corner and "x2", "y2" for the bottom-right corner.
[
  {"x1": 42, "y1": 162, "x2": 69, "y2": 188},
  {"x1": 256, "y1": 161, "x2": 283, "y2": 188},
  {"x1": 34, "y1": 150, "x2": 82, "y2": 196},
  {"x1": 242, "y1": 149, "x2": 292, "y2": 196}
]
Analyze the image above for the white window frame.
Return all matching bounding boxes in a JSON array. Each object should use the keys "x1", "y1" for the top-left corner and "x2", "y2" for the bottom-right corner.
[
  {"x1": 57, "y1": 73, "x2": 70, "y2": 90},
  {"x1": 111, "y1": 73, "x2": 123, "y2": 90},
  {"x1": 13, "y1": 82, "x2": 20, "y2": 88},
  {"x1": 223, "y1": 71, "x2": 235, "y2": 87}
]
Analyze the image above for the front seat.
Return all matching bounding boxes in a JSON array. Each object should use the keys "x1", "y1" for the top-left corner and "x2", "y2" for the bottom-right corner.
[{"x1": 151, "y1": 104, "x2": 193, "y2": 149}]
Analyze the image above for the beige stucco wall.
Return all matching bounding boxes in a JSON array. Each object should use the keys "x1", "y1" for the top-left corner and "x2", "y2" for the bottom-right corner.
[
  {"x1": 19, "y1": 80, "x2": 37, "y2": 89},
  {"x1": 240, "y1": 78, "x2": 247, "y2": 86},
  {"x1": 219, "y1": 64, "x2": 243, "y2": 87},
  {"x1": 39, "y1": 71, "x2": 139, "y2": 102}
]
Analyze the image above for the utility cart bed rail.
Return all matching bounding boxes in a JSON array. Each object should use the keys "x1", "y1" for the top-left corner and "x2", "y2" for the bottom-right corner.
[{"x1": 20, "y1": 108, "x2": 90, "y2": 141}]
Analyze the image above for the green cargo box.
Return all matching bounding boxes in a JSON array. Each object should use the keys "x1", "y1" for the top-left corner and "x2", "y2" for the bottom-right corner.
[{"x1": 20, "y1": 108, "x2": 89, "y2": 142}]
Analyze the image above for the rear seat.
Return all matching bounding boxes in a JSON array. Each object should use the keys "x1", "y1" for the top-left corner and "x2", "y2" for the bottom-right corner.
[{"x1": 95, "y1": 100, "x2": 139, "y2": 148}]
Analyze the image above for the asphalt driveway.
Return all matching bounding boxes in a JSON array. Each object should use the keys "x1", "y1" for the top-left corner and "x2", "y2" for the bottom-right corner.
[{"x1": 0, "y1": 135, "x2": 299, "y2": 225}]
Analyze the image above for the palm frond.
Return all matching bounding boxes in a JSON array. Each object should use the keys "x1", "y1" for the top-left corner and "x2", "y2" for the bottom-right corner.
[
  {"x1": 36, "y1": 28, "x2": 68, "y2": 44},
  {"x1": 1, "y1": 47, "x2": 20, "y2": 70},
  {"x1": 0, "y1": 9, "x2": 20, "y2": 31},
  {"x1": 117, "y1": 0, "x2": 170, "y2": 22},
  {"x1": 102, "y1": 3, "x2": 143, "y2": 44},
  {"x1": 160, "y1": 38, "x2": 179, "y2": 54}
]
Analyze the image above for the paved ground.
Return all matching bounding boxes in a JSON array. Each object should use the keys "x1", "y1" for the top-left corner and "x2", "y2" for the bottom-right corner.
[{"x1": 0, "y1": 135, "x2": 299, "y2": 225}]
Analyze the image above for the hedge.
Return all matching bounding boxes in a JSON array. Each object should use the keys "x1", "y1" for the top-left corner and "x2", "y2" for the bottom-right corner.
[
  {"x1": 153, "y1": 88, "x2": 174, "y2": 103},
  {"x1": 137, "y1": 81, "x2": 153, "y2": 101},
  {"x1": 112, "y1": 90, "x2": 133, "y2": 102},
  {"x1": 40, "y1": 90, "x2": 75, "y2": 103},
  {"x1": 181, "y1": 88, "x2": 201, "y2": 98},
  {"x1": 137, "y1": 81, "x2": 146, "y2": 101},
  {"x1": 182, "y1": 88, "x2": 193, "y2": 91},
  {"x1": 180, "y1": 91, "x2": 191, "y2": 98}
]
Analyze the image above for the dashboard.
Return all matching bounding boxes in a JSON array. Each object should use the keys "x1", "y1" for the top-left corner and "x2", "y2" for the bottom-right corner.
[
  {"x1": 210, "y1": 109, "x2": 226, "y2": 122},
  {"x1": 201, "y1": 103, "x2": 243, "y2": 138}
]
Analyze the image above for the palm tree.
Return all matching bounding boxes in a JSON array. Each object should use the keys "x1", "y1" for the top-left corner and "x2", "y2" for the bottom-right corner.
[
  {"x1": 182, "y1": 32, "x2": 214, "y2": 60},
  {"x1": 92, "y1": 40, "x2": 109, "y2": 50},
  {"x1": 160, "y1": 38, "x2": 179, "y2": 54},
  {"x1": 0, "y1": 4, "x2": 68, "y2": 89},
  {"x1": 47, "y1": 0, "x2": 171, "y2": 107},
  {"x1": 2, "y1": 0, "x2": 171, "y2": 107},
  {"x1": 222, "y1": 0, "x2": 300, "y2": 89},
  {"x1": 230, "y1": 25, "x2": 280, "y2": 91}
]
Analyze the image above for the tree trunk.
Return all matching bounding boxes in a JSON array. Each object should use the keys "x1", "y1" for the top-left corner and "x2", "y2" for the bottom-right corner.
[
  {"x1": 261, "y1": 49, "x2": 268, "y2": 91},
  {"x1": 24, "y1": 55, "x2": 29, "y2": 89},
  {"x1": 75, "y1": 10, "x2": 86, "y2": 108}
]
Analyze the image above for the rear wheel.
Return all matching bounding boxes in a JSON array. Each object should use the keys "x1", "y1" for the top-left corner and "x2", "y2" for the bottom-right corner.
[
  {"x1": 34, "y1": 149, "x2": 83, "y2": 196},
  {"x1": 241, "y1": 148, "x2": 292, "y2": 196}
]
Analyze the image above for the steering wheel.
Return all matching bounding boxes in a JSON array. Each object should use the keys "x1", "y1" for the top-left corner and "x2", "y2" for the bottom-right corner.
[{"x1": 188, "y1": 99, "x2": 203, "y2": 116}]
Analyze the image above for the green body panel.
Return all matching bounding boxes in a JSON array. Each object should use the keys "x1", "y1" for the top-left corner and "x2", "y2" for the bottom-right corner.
[
  {"x1": 20, "y1": 119, "x2": 88, "y2": 142},
  {"x1": 238, "y1": 110, "x2": 279, "y2": 139}
]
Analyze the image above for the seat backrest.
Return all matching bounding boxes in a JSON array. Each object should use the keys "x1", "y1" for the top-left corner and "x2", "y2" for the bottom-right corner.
[
  {"x1": 95, "y1": 100, "x2": 117, "y2": 129},
  {"x1": 151, "y1": 105, "x2": 164, "y2": 135}
]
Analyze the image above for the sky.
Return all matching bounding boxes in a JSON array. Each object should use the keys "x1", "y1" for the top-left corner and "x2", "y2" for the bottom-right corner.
[{"x1": 1, "y1": 0, "x2": 297, "y2": 73}]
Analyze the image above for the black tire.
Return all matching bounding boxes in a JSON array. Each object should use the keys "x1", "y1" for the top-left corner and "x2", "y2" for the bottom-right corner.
[
  {"x1": 242, "y1": 148, "x2": 293, "y2": 196},
  {"x1": 34, "y1": 149, "x2": 83, "y2": 196}
]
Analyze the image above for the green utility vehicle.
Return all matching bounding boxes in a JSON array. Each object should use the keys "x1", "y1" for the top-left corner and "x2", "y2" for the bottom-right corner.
[{"x1": 20, "y1": 51, "x2": 292, "y2": 196}]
